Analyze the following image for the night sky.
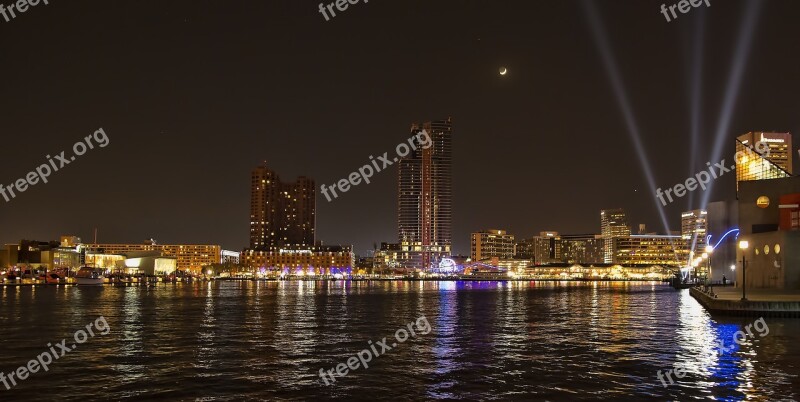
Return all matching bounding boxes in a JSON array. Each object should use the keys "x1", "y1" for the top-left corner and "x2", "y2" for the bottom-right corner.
[{"x1": 1, "y1": 0, "x2": 798, "y2": 255}]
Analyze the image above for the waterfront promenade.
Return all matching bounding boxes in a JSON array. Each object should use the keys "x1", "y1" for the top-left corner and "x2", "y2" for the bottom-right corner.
[{"x1": 691, "y1": 286, "x2": 800, "y2": 317}]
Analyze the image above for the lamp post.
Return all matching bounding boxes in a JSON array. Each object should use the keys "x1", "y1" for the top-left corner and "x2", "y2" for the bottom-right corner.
[{"x1": 739, "y1": 240, "x2": 749, "y2": 301}]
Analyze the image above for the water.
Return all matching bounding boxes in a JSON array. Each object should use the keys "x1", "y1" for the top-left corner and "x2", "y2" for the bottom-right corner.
[{"x1": 0, "y1": 281, "x2": 798, "y2": 401}]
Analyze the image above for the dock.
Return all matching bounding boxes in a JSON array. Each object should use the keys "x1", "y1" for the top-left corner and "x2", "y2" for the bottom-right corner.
[{"x1": 690, "y1": 286, "x2": 800, "y2": 317}]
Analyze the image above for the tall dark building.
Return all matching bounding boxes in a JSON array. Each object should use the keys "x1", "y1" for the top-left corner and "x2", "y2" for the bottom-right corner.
[
  {"x1": 398, "y1": 118, "x2": 453, "y2": 269},
  {"x1": 249, "y1": 163, "x2": 315, "y2": 250}
]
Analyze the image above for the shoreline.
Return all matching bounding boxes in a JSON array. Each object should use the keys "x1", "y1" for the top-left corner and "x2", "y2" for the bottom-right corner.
[
  {"x1": 690, "y1": 287, "x2": 800, "y2": 318},
  {"x1": 0, "y1": 278, "x2": 672, "y2": 287}
]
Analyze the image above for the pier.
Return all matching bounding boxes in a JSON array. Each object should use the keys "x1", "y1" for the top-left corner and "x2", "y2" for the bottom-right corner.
[{"x1": 690, "y1": 286, "x2": 800, "y2": 317}]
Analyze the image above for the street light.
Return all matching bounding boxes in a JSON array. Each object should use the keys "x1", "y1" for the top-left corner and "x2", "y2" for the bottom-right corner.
[{"x1": 739, "y1": 240, "x2": 749, "y2": 301}]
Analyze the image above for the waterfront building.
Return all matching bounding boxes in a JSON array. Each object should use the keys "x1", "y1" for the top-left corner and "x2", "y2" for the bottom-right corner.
[
  {"x1": 531, "y1": 231, "x2": 561, "y2": 264},
  {"x1": 52, "y1": 244, "x2": 84, "y2": 271},
  {"x1": 221, "y1": 250, "x2": 241, "y2": 265},
  {"x1": 398, "y1": 118, "x2": 453, "y2": 269},
  {"x1": 493, "y1": 258, "x2": 532, "y2": 274},
  {"x1": 87, "y1": 241, "x2": 221, "y2": 273},
  {"x1": 355, "y1": 256, "x2": 375, "y2": 272},
  {"x1": 601, "y1": 209, "x2": 631, "y2": 263},
  {"x1": 521, "y1": 263, "x2": 671, "y2": 280},
  {"x1": 374, "y1": 242, "x2": 402, "y2": 269},
  {"x1": 241, "y1": 245, "x2": 354, "y2": 275},
  {"x1": 471, "y1": 229, "x2": 515, "y2": 261},
  {"x1": 84, "y1": 253, "x2": 126, "y2": 270},
  {"x1": 0, "y1": 240, "x2": 83, "y2": 272},
  {"x1": 736, "y1": 176, "x2": 800, "y2": 290},
  {"x1": 84, "y1": 251, "x2": 177, "y2": 275},
  {"x1": 612, "y1": 235, "x2": 683, "y2": 266},
  {"x1": 735, "y1": 132, "x2": 792, "y2": 192},
  {"x1": 560, "y1": 234, "x2": 604, "y2": 264},
  {"x1": 514, "y1": 238, "x2": 533, "y2": 259},
  {"x1": 121, "y1": 252, "x2": 178, "y2": 275},
  {"x1": 249, "y1": 163, "x2": 315, "y2": 250}
]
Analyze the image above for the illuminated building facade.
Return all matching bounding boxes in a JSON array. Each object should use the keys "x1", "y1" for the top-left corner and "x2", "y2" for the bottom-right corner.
[
  {"x1": 492, "y1": 258, "x2": 532, "y2": 273},
  {"x1": 514, "y1": 238, "x2": 533, "y2": 259},
  {"x1": 612, "y1": 235, "x2": 683, "y2": 266},
  {"x1": 471, "y1": 229, "x2": 515, "y2": 261},
  {"x1": 0, "y1": 240, "x2": 83, "y2": 271},
  {"x1": 735, "y1": 132, "x2": 792, "y2": 192},
  {"x1": 86, "y1": 252, "x2": 177, "y2": 275},
  {"x1": 374, "y1": 242, "x2": 402, "y2": 269},
  {"x1": 87, "y1": 242, "x2": 221, "y2": 273},
  {"x1": 738, "y1": 132, "x2": 793, "y2": 173},
  {"x1": 681, "y1": 209, "x2": 708, "y2": 256},
  {"x1": 85, "y1": 253, "x2": 126, "y2": 270},
  {"x1": 249, "y1": 163, "x2": 315, "y2": 250},
  {"x1": 521, "y1": 264, "x2": 671, "y2": 280},
  {"x1": 241, "y1": 246, "x2": 354, "y2": 274},
  {"x1": 601, "y1": 209, "x2": 631, "y2": 263},
  {"x1": 560, "y1": 234, "x2": 604, "y2": 264},
  {"x1": 532, "y1": 231, "x2": 561, "y2": 264},
  {"x1": 398, "y1": 118, "x2": 452, "y2": 269},
  {"x1": 221, "y1": 250, "x2": 241, "y2": 264}
]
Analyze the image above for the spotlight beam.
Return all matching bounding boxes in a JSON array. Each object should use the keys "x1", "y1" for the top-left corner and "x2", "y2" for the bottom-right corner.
[
  {"x1": 582, "y1": 1, "x2": 674, "y2": 242},
  {"x1": 700, "y1": 0, "x2": 764, "y2": 210},
  {"x1": 683, "y1": 14, "x2": 707, "y2": 266},
  {"x1": 686, "y1": 13, "x2": 706, "y2": 212}
]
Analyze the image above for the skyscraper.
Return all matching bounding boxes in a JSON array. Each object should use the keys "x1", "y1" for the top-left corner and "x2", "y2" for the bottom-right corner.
[
  {"x1": 249, "y1": 163, "x2": 315, "y2": 250},
  {"x1": 531, "y1": 231, "x2": 562, "y2": 264},
  {"x1": 601, "y1": 209, "x2": 631, "y2": 263},
  {"x1": 681, "y1": 209, "x2": 708, "y2": 256},
  {"x1": 398, "y1": 118, "x2": 453, "y2": 269}
]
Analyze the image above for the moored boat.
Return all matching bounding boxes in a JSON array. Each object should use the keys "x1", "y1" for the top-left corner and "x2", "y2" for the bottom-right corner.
[
  {"x1": 458, "y1": 270, "x2": 509, "y2": 281},
  {"x1": 75, "y1": 267, "x2": 105, "y2": 286},
  {"x1": 44, "y1": 273, "x2": 62, "y2": 284}
]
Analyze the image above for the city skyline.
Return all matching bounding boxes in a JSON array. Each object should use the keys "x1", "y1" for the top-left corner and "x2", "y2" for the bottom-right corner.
[
  {"x1": 2, "y1": 2, "x2": 800, "y2": 400},
  {"x1": 1, "y1": 129, "x2": 794, "y2": 257},
  {"x1": 1, "y1": 1, "x2": 799, "y2": 256}
]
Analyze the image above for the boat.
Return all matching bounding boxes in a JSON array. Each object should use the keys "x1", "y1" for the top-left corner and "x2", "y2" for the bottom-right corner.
[
  {"x1": 75, "y1": 267, "x2": 105, "y2": 286},
  {"x1": 44, "y1": 273, "x2": 62, "y2": 284},
  {"x1": 458, "y1": 270, "x2": 509, "y2": 281}
]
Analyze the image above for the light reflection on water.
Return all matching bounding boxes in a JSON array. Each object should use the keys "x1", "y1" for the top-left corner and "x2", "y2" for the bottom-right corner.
[{"x1": 0, "y1": 281, "x2": 797, "y2": 401}]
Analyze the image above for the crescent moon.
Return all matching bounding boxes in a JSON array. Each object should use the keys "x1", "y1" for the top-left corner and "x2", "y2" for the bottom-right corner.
[{"x1": 499, "y1": 67, "x2": 508, "y2": 75}]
